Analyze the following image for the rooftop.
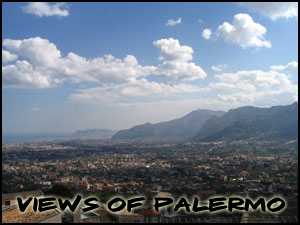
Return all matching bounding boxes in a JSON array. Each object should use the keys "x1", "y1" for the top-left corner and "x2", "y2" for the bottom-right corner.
[
  {"x1": 2, "y1": 190, "x2": 43, "y2": 201},
  {"x1": 2, "y1": 206, "x2": 60, "y2": 223}
]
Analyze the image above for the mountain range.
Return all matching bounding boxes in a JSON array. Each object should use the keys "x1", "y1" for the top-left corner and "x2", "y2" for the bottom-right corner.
[
  {"x1": 72, "y1": 129, "x2": 117, "y2": 139},
  {"x1": 112, "y1": 109, "x2": 225, "y2": 142},
  {"x1": 112, "y1": 102, "x2": 298, "y2": 142}
]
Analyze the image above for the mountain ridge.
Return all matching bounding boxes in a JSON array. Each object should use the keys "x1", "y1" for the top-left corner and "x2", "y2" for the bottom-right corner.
[
  {"x1": 112, "y1": 109, "x2": 225, "y2": 142},
  {"x1": 194, "y1": 102, "x2": 298, "y2": 141},
  {"x1": 72, "y1": 129, "x2": 117, "y2": 139},
  {"x1": 112, "y1": 102, "x2": 298, "y2": 142}
]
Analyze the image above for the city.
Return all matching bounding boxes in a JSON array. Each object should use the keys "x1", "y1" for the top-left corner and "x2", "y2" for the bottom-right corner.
[{"x1": 2, "y1": 138, "x2": 298, "y2": 222}]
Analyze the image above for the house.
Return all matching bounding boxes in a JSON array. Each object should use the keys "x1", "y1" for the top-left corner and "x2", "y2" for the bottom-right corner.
[
  {"x1": 2, "y1": 206, "x2": 62, "y2": 223},
  {"x1": 2, "y1": 190, "x2": 43, "y2": 208},
  {"x1": 2, "y1": 189, "x2": 63, "y2": 223},
  {"x1": 112, "y1": 210, "x2": 144, "y2": 223}
]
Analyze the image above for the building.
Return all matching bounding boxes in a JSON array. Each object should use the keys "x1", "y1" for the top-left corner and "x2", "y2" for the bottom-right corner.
[
  {"x1": 2, "y1": 190, "x2": 43, "y2": 208},
  {"x1": 2, "y1": 206, "x2": 62, "y2": 223},
  {"x1": 80, "y1": 202, "x2": 112, "y2": 223},
  {"x1": 2, "y1": 189, "x2": 62, "y2": 223}
]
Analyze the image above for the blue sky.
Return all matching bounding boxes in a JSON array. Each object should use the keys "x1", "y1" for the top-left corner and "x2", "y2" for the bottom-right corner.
[{"x1": 2, "y1": 2, "x2": 298, "y2": 134}]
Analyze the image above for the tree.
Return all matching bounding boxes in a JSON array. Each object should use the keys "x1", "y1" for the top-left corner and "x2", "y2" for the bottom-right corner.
[{"x1": 44, "y1": 184, "x2": 75, "y2": 198}]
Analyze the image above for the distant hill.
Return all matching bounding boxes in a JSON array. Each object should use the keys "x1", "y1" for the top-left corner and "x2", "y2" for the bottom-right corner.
[
  {"x1": 194, "y1": 102, "x2": 298, "y2": 142},
  {"x1": 72, "y1": 129, "x2": 117, "y2": 139},
  {"x1": 195, "y1": 106, "x2": 268, "y2": 139},
  {"x1": 112, "y1": 109, "x2": 225, "y2": 142},
  {"x1": 112, "y1": 102, "x2": 298, "y2": 143}
]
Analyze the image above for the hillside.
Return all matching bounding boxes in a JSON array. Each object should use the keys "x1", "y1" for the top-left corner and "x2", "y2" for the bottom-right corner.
[
  {"x1": 112, "y1": 102, "x2": 298, "y2": 143},
  {"x1": 112, "y1": 109, "x2": 225, "y2": 142}
]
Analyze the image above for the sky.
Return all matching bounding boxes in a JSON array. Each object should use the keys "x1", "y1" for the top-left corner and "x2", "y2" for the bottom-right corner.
[{"x1": 2, "y1": 2, "x2": 298, "y2": 134}]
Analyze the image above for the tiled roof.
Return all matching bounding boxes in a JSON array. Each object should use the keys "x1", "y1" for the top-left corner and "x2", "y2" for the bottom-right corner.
[
  {"x1": 2, "y1": 190, "x2": 43, "y2": 201},
  {"x1": 2, "y1": 206, "x2": 60, "y2": 223}
]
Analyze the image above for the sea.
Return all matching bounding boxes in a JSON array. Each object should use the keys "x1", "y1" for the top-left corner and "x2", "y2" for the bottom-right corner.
[{"x1": 2, "y1": 133, "x2": 72, "y2": 144}]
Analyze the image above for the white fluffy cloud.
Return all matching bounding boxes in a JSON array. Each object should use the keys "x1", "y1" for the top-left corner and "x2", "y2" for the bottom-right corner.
[
  {"x1": 2, "y1": 37, "x2": 206, "y2": 88},
  {"x1": 202, "y1": 29, "x2": 212, "y2": 40},
  {"x1": 270, "y1": 61, "x2": 298, "y2": 75},
  {"x1": 3, "y1": 37, "x2": 296, "y2": 111},
  {"x1": 2, "y1": 37, "x2": 155, "y2": 88},
  {"x1": 239, "y1": 2, "x2": 298, "y2": 21},
  {"x1": 61, "y1": 53, "x2": 155, "y2": 84},
  {"x1": 2, "y1": 50, "x2": 18, "y2": 63},
  {"x1": 3, "y1": 37, "x2": 62, "y2": 68},
  {"x1": 70, "y1": 78, "x2": 209, "y2": 105},
  {"x1": 153, "y1": 38, "x2": 193, "y2": 62},
  {"x1": 2, "y1": 60, "x2": 52, "y2": 88},
  {"x1": 213, "y1": 70, "x2": 292, "y2": 91},
  {"x1": 166, "y1": 18, "x2": 182, "y2": 26},
  {"x1": 210, "y1": 61, "x2": 298, "y2": 106},
  {"x1": 22, "y1": 2, "x2": 69, "y2": 17},
  {"x1": 152, "y1": 38, "x2": 207, "y2": 81},
  {"x1": 216, "y1": 13, "x2": 271, "y2": 49},
  {"x1": 73, "y1": 61, "x2": 297, "y2": 109},
  {"x1": 211, "y1": 64, "x2": 228, "y2": 72}
]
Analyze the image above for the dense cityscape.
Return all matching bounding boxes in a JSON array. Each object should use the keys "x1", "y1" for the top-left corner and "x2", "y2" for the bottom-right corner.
[{"x1": 2, "y1": 138, "x2": 298, "y2": 222}]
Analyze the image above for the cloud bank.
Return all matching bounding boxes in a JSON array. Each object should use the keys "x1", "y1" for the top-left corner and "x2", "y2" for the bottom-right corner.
[
  {"x1": 2, "y1": 37, "x2": 297, "y2": 111},
  {"x1": 239, "y1": 2, "x2": 298, "y2": 21},
  {"x1": 22, "y1": 2, "x2": 69, "y2": 17},
  {"x1": 210, "y1": 61, "x2": 298, "y2": 106},
  {"x1": 2, "y1": 37, "x2": 207, "y2": 88},
  {"x1": 2, "y1": 50, "x2": 18, "y2": 63}
]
